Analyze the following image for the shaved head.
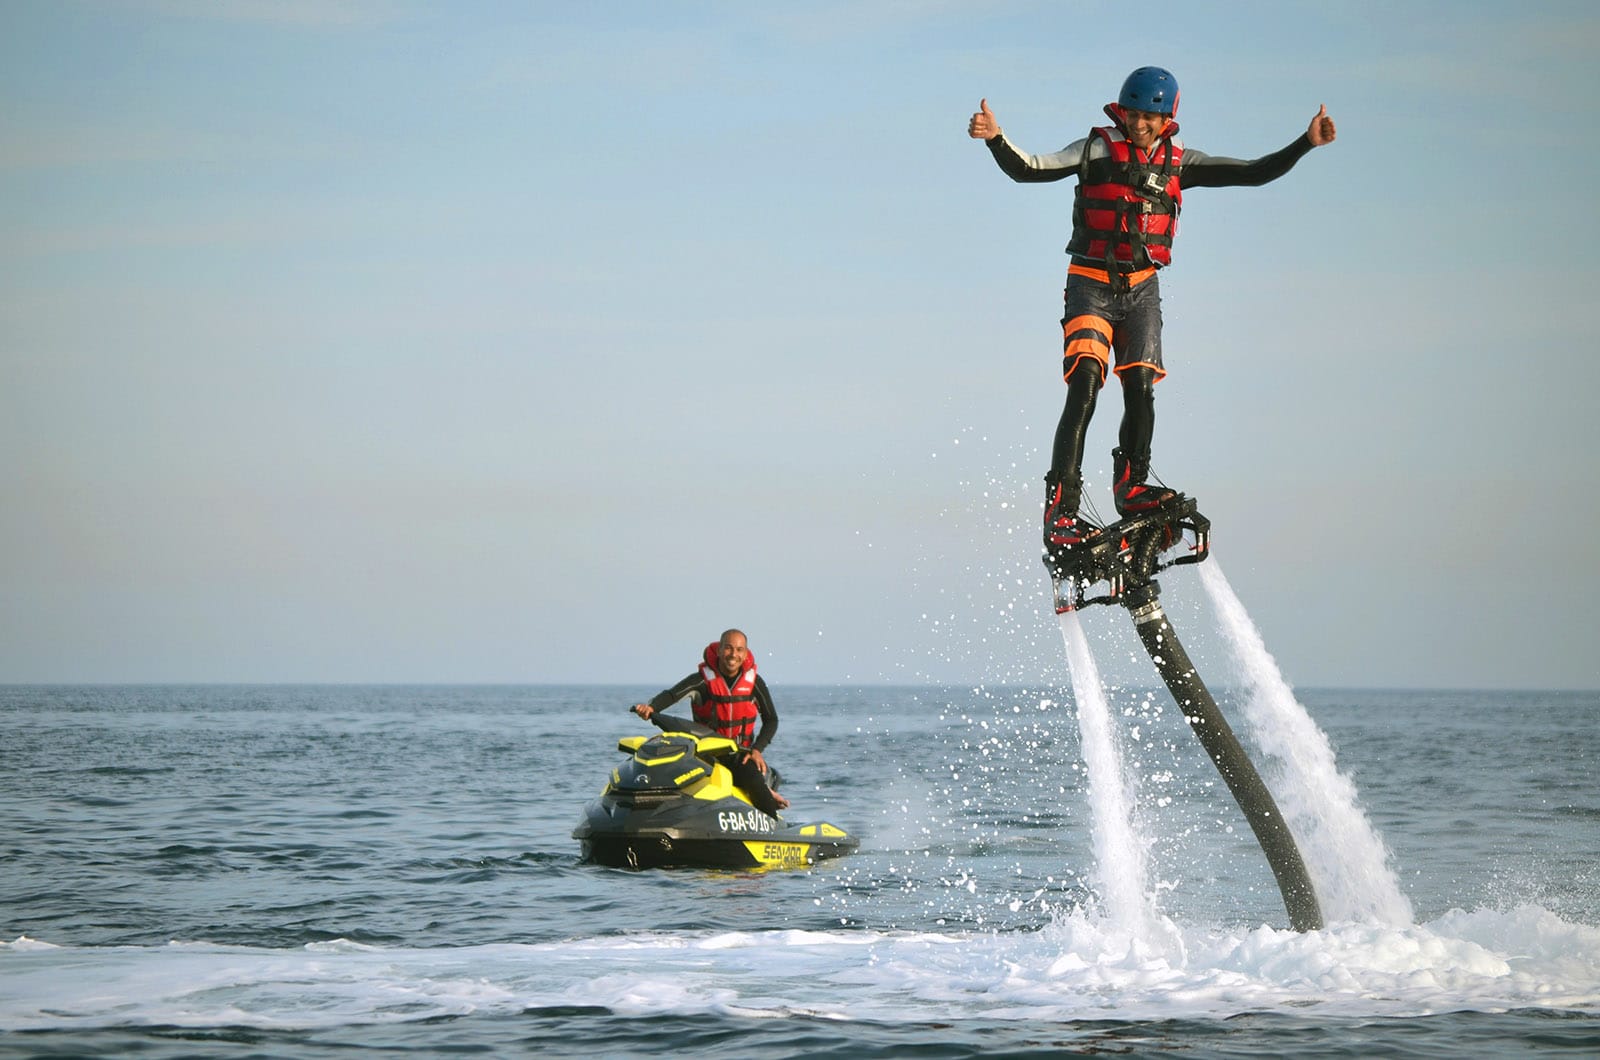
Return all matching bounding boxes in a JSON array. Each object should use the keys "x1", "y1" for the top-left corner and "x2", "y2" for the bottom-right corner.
[{"x1": 717, "y1": 629, "x2": 749, "y2": 677}]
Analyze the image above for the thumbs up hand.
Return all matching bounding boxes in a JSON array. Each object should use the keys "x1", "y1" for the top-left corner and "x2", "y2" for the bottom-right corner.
[
  {"x1": 1307, "y1": 104, "x2": 1336, "y2": 146},
  {"x1": 968, "y1": 98, "x2": 1000, "y2": 141}
]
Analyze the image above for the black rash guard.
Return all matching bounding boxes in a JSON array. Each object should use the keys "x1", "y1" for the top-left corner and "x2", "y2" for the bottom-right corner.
[
  {"x1": 984, "y1": 129, "x2": 1315, "y2": 191},
  {"x1": 987, "y1": 128, "x2": 1316, "y2": 274}
]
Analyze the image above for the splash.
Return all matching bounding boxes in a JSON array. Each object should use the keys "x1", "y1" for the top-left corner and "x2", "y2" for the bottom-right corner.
[{"x1": 1198, "y1": 559, "x2": 1414, "y2": 926}]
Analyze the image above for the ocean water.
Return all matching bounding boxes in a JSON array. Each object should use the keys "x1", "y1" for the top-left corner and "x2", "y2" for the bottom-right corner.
[{"x1": 4, "y1": 678, "x2": 1598, "y2": 1057}]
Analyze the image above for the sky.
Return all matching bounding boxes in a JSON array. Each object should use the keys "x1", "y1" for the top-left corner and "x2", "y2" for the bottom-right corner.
[{"x1": 3, "y1": 0, "x2": 1598, "y2": 689}]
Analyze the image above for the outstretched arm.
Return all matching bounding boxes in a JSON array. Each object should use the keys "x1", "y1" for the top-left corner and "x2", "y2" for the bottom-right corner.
[
  {"x1": 969, "y1": 97, "x2": 1086, "y2": 184},
  {"x1": 1179, "y1": 105, "x2": 1337, "y2": 190}
]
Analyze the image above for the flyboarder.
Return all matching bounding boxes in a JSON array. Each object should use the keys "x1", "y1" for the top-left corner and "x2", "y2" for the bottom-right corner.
[{"x1": 967, "y1": 68, "x2": 1336, "y2": 552}]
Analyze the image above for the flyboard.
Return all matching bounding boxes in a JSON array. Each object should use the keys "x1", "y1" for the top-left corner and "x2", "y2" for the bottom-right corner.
[{"x1": 1045, "y1": 491, "x2": 1324, "y2": 932}]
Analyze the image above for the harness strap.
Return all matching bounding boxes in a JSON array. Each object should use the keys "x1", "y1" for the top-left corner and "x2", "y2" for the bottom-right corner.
[{"x1": 1073, "y1": 128, "x2": 1180, "y2": 288}]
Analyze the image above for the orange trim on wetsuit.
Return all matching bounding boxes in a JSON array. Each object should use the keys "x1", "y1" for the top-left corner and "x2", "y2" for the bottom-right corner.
[
  {"x1": 1066, "y1": 263, "x2": 1158, "y2": 288},
  {"x1": 1062, "y1": 313, "x2": 1111, "y2": 382},
  {"x1": 1114, "y1": 360, "x2": 1167, "y2": 383},
  {"x1": 1060, "y1": 303, "x2": 1169, "y2": 385}
]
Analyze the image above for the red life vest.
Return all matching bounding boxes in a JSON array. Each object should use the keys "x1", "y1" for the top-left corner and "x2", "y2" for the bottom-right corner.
[
  {"x1": 692, "y1": 642, "x2": 761, "y2": 747},
  {"x1": 1066, "y1": 121, "x2": 1184, "y2": 273}
]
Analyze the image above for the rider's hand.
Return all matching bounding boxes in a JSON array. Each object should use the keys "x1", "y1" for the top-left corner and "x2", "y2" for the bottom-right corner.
[
  {"x1": 1306, "y1": 104, "x2": 1336, "y2": 146},
  {"x1": 967, "y1": 98, "x2": 1000, "y2": 141},
  {"x1": 745, "y1": 747, "x2": 768, "y2": 773},
  {"x1": 632, "y1": 703, "x2": 654, "y2": 720}
]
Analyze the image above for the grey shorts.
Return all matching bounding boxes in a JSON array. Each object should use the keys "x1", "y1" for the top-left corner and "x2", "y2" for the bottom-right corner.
[{"x1": 1060, "y1": 268, "x2": 1165, "y2": 384}]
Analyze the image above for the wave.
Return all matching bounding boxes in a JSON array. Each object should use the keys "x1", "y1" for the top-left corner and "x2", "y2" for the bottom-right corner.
[{"x1": 5, "y1": 904, "x2": 1597, "y2": 1032}]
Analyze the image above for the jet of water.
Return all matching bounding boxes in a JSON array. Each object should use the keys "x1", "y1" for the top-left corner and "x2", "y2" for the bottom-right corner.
[
  {"x1": 1057, "y1": 611, "x2": 1179, "y2": 953},
  {"x1": 1198, "y1": 559, "x2": 1414, "y2": 926}
]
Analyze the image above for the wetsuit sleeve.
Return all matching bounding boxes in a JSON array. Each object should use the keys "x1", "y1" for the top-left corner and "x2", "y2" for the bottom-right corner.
[
  {"x1": 750, "y1": 675, "x2": 779, "y2": 752},
  {"x1": 648, "y1": 673, "x2": 704, "y2": 713},
  {"x1": 1178, "y1": 135, "x2": 1315, "y2": 189},
  {"x1": 985, "y1": 132, "x2": 1089, "y2": 184}
]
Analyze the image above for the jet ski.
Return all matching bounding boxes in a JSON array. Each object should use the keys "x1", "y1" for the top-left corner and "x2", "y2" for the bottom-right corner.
[{"x1": 573, "y1": 721, "x2": 859, "y2": 870}]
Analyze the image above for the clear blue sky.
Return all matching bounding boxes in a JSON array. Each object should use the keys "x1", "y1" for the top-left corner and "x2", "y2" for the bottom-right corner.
[{"x1": 4, "y1": 1, "x2": 1597, "y2": 688}]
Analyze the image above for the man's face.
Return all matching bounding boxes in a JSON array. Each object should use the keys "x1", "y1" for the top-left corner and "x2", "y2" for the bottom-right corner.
[
  {"x1": 718, "y1": 634, "x2": 749, "y2": 677},
  {"x1": 1125, "y1": 108, "x2": 1168, "y2": 150}
]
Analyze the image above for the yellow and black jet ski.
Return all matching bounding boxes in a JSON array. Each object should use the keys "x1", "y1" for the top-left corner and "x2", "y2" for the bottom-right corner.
[{"x1": 572, "y1": 725, "x2": 858, "y2": 870}]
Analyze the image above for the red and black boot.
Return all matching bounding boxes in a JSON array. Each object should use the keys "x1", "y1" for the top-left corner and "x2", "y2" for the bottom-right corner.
[
  {"x1": 1112, "y1": 447, "x2": 1176, "y2": 517},
  {"x1": 1044, "y1": 470, "x2": 1092, "y2": 550}
]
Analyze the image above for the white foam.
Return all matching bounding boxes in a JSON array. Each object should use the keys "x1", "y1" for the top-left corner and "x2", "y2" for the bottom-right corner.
[{"x1": 5, "y1": 909, "x2": 1596, "y2": 1030}]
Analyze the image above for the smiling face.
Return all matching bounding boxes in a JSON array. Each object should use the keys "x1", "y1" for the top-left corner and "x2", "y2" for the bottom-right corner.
[
  {"x1": 1124, "y1": 107, "x2": 1169, "y2": 151},
  {"x1": 717, "y1": 631, "x2": 749, "y2": 678}
]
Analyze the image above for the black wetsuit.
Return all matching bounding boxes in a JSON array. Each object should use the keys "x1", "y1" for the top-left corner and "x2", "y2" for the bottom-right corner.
[
  {"x1": 984, "y1": 130, "x2": 1315, "y2": 201},
  {"x1": 645, "y1": 673, "x2": 782, "y2": 814},
  {"x1": 646, "y1": 671, "x2": 779, "y2": 753},
  {"x1": 983, "y1": 128, "x2": 1318, "y2": 485}
]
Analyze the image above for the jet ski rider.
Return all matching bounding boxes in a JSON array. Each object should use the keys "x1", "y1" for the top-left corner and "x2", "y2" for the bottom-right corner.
[
  {"x1": 967, "y1": 67, "x2": 1337, "y2": 552},
  {"x1": 632, "y1": 628, "x2": 789, "y2": 815}
]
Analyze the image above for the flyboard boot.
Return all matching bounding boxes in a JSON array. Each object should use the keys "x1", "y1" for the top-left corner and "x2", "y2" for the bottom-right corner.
[
  {"x1": 1043, "y1": 469, "x2": 1100, "y2": 612},
  {"x1": 1047, "y1": 450, "x2": 1209, "y2": 613},
  {"x1": 1043, "y1": 469, "x2": 1094, "y2": 551},
  {"x1": 1112, "y1": 447, "x2": 1176, "y2": 517}
]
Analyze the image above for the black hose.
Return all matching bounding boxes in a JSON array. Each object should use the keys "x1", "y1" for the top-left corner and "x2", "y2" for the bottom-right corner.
[{"x1": 1126, "y1": 591, "x2": 1324, "y2": 932}]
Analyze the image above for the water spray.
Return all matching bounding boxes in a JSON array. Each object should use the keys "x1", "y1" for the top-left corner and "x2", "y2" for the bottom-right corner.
[{"x1": 1046, "y1": 494, "x2": 1324, "y2": 932}]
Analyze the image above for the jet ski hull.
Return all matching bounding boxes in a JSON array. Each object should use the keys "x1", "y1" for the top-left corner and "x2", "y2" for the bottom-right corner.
[{"x1": 573, "y1": 730, "x2": 859, "y2": 870}]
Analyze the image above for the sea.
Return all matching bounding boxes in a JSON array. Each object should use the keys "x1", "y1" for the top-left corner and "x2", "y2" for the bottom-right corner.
[{"x1": 4, "y1": 601, "x2": 1599, "y2": 1056}]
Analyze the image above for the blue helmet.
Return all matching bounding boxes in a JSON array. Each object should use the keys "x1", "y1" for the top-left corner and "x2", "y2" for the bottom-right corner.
[{"x1": 1118, "y1": 66, "x2": 1179, "y2": 116}]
